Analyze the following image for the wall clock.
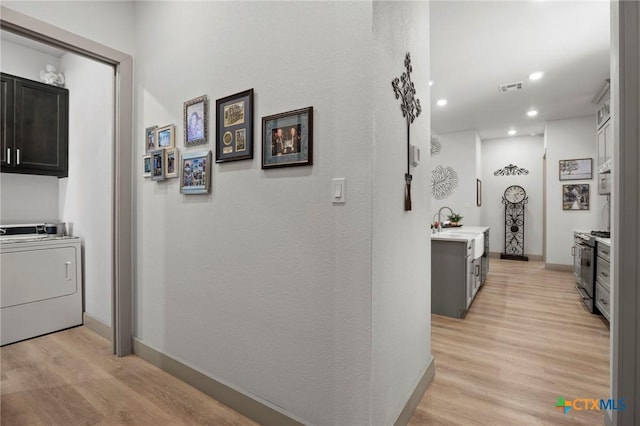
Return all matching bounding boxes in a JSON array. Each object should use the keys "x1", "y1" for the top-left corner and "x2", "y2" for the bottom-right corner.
[{"x1": 501, "y1": 185, "x2": 529, "y2": 261}]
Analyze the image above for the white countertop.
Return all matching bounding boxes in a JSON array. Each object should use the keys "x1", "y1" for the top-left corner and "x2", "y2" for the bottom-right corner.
[
  {"x1": 596, "y1": 237, "x2": 611, "y2": 246},
  {"x1": 431, "y1": 226, "x2": 489, "y2": 242}
]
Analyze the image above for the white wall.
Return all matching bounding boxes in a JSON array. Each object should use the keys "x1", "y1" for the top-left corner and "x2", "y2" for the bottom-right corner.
[
  {"x1": 2, "y1": 1, "x2": 135, "y2": 56},
  {"x1": 58, "y1": 53, "x2": 114, "y2": 326},
  {"x1": 0, "y1": 38, "x2": 60, "y2": 81},
  {"x1": 431, "y1": 130, "x2": 481, "y2": 226},
  {"x1": 0, "y1": 38, "x2": 61, "y2": 223},
  {"x1": 133, "y1": 2, "x2": 375, "y2": 424},
  {"x1": 545, "y1": 116, "x2": 605, "y2": 265},
  {"x1": 371, "y1": 2, "x2": 431, "y2": 424},
  {"x1": 481, "y1": 136, "x2": 544, "y2": 256}
]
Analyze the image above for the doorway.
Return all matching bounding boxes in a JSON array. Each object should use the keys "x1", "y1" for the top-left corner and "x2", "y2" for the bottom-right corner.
[{"x1": 0, "y1": 6, "x2": 133, "y2": 356}]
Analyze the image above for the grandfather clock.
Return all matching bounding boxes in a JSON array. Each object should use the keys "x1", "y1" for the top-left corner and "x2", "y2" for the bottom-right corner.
[{"x1": 501, "y1": 185, "x2": 529, "y2": 261}]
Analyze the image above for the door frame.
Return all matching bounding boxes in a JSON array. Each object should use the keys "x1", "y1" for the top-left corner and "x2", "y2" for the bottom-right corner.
[{"x1": 0, "y1": 6, "x2": 133, "y2": 356}]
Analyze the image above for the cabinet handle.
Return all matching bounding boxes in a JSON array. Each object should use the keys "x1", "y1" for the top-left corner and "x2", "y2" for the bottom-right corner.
[
  {"x1": 6, "y1": 148, "x2": 10, "y2": 164},
  {"x1": 64, "y1": 261, "x2": 71, "y2": 280},
  {"x1": 475, "y1": 264, "x2": 480, "y2": 276},
  {"x1": 600, "y1": 298, "x2": 608, "y2": 306},
  {"x1": 571, "y1": 246, "x2": 575, "y2": 256},
  {"x1": 16, "y1": 148, "x2": 20, "y2": 165},
  {"x1": 602, "y1": 272, "x2": 609, "y2": 277}
]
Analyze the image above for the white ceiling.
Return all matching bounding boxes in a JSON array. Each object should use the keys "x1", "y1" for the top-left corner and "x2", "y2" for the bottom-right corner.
[{"x1": 430, "y1": 0, "x2": 610, "y2": 140}]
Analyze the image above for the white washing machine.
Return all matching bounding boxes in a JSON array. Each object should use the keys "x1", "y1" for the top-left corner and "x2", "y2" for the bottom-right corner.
[{"x1": 1, "y1": 234, "x2": 83, "y2": 346}]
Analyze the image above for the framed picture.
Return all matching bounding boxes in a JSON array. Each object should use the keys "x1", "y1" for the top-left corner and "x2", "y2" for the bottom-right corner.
[
  {"x1": 151, "y1": 149, "x2": 165, "y2": 181},
  {"x1": 476, "y1": 178, "x2": 482, "y2": 206},
  {"x1": 181, "y1": 150, "x2": 212, "y2": 194},
  {"x1": 143, "y1": 155, "x2": 152, "y2": 178},
  {"x1": 563, "y1": 184, "x2": 590, "y2": 210},
  {"x1": 215, "y1": 89, "x2": 253, "y2": 162},
  {"x1": 262, "y1": 106, "x2": 313, "y2": 169},
  {"x1": 559, "y1": 158, "x2": 592, "y2": 181},
  {"x1": 165, "y1": 148, "x2": 178, "y2": 178},
  {"x1": 145, "y1": 126, "x2": 157, "y2": 154},
  {"x1": 184, "y1": 95, "x2": 208, "y2": 146},
  {"x1": 157, "y1": 124, "x2": 175, "y2": 149}
]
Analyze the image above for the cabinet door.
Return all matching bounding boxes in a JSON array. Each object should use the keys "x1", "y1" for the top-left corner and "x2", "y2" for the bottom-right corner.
[
  {"x1": 0, "y1": 74, "x2": 14, "y2": 167},
  {"x1": 14, "y1": 79, "x2": 68, "y2": 176}
]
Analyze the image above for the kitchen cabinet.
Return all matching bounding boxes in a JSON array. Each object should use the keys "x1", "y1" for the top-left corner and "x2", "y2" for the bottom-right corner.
[
  {"x1": 1, "y1": 72, "x2": 68, "y2": 177},
  {"x1": 432, "y1": 239, "x2": 480, "y2": 318},
  {"x1": 594, "y1": 241, "x2": 611, "y2": 322},
  {"x1": 481, "y1": 228, "x2": 490, "y2": 285},
  {"x1": 596, "y1": 97, "x2": 612, "y2": 195}
]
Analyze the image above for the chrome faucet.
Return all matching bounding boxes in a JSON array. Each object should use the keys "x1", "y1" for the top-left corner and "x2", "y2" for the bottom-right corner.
[{"x1": 435, "y1": 206, "x2": 454, "y2": 232}]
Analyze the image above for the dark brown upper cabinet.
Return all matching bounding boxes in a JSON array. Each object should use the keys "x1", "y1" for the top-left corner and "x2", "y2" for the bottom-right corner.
[{"x1": 1, "y1": 72, "x2": 68, "y2": 178}]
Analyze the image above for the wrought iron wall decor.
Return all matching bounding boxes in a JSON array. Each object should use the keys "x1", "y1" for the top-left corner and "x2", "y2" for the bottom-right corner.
[
  {"x1": 431, "y1": 165, "x2": 458, "y2": 200},
  {"x1": 493, "y1": 163, "x2": 529, "y2": 176},
  {"x1": 430, "y1": 134, "x2": 441, "y2": 156},
  {"x1": 500, "y1": 185, "x2": 529, "y2": 261},
  {"x1": 392, "y1": 52, "x2": 422, "y2": 211}
]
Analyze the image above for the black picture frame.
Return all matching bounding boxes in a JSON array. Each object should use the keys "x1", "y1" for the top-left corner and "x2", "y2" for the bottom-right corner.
[
  {"x1": 262, "y1": 106, "x2": 313, "y2": 169},
  {"x1": 215, "y1": 89, "x2": 253, "y2": 162},
  {"x1": 476, "y1": 178, "x2": 482, "y2": 206}
]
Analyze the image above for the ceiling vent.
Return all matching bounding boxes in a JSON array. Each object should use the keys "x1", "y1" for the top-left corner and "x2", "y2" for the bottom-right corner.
[{"x1": 498, "y1": 81, "x2": 524, "y2": 93}]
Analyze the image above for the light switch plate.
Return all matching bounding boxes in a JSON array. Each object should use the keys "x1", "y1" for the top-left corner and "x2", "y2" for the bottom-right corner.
[{"x1": 332, "y1": 178, "x2": 345, "y2": 204}]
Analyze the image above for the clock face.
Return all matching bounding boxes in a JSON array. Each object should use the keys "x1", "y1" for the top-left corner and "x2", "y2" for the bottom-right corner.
[{"x1": 504, "y1": 185, "x2": 526, "y2": 203}]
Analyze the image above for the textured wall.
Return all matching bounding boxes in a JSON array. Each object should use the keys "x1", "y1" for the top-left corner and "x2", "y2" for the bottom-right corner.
[{"x1": 371, "y1": 2, "x2": 432, "y2": 424}]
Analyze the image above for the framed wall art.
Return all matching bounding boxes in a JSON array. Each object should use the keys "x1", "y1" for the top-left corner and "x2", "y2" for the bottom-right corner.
[
  {"x1": 559, "y1": 158, "x2": 592, "y2": 181},
  {"x1": 150, "y1": 149, "x2": 165, "y2": 181},
  {"x1": 145, "y1": 125, "x2": 157, "y2": 153},
  {"x1": 262, "y1": 106, "x2": 313, "y2": 169},
  {"x1": 157, "y1": 124, "x2": 175, "y2": 149},
  {"x1": 562, "y1": 184, "x2": 590, "y2": 210},
  {"x1": 165, "y1": 148, "x2": 178, "y2": 178},
  {"x1": 181, "y1": 150, "x2": 212, "y2": 194},
  {"x1": 215, "y1": 89, "x2": 253, "y2": 162},
  {"x1": 143, "y1": 155, "x2": 152, "y2": 178},
  {"x1": 184, "y1": 95, "x2": 208, "y2": 146}
]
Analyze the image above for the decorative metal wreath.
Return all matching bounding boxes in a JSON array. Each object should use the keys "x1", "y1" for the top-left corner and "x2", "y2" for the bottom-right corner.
[
  {"x1": 430, "y1": 135, "x2": 441, "y2": 156},
  {"x1": 431, "y1": 165, "x2": 458, "y2": 200}
]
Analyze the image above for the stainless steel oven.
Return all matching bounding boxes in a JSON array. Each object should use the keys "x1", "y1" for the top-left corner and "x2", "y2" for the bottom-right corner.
[{"x1": 573, "y1": 231, "x2": 596, "y2": 313}]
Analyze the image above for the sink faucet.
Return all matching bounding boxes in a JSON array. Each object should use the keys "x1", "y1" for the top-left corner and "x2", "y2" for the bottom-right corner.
[{"x1": 435, "y1": 206, "x2": 454, "y2": 232}]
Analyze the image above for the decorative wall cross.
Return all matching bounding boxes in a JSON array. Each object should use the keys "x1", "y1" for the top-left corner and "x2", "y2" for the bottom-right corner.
[{"x1": 392, "y1": 52, "x2": 422, "y2": 211}]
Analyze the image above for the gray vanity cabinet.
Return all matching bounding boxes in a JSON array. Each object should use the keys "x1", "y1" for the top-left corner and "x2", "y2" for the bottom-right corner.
[{"x1": 432, "y1": 239, "x2": 475, "y2": 318}]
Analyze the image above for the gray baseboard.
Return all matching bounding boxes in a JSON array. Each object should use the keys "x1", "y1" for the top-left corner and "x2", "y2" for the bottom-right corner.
[
  {"x1": 394, "y1": 355, "x2": 436, "y2": 426},
  {"x1": 544, "y1": 263, "x2": 573, "y2": 272},
  {"x1": 83, "y1": 312, "x2": 112, "y2": 342},
  {"x1": 132, "y1": 338, "x2": 304, "y2": 426},
  {"x1": 489, "y1": 252, "x2": 543, "y2": 261}
]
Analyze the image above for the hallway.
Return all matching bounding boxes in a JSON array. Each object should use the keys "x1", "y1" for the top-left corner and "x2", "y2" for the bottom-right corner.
[{"x1": 410, "y1": 259, "x2": 610, "y2": 425}]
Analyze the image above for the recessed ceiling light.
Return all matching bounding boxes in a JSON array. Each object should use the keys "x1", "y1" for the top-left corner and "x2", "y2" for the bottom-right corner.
[
  {"x1": 508, "y1": 129, "x2": 516, "y2": 136},
  {"x1": 429, "y1": 80, "x2": 434, "y2": 86},
  {"x1": 529, "y1": 71, "x2": 544, "y2": 81},
  {"x1": 437, "y1": 99, "x2": 447, "y2": 106},
  {"x1": 527, "y1": 109, "x2": 538, "y2": 117}
]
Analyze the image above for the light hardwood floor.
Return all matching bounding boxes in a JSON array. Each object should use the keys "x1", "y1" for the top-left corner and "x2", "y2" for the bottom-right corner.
[
  {"x1": 410, "y1": 259, "x2": 610, "y2": 426},
  {"x1": 1, "y1": 260, "x2": 609, "y2": 425},
  {"x1": 0, "y1": 326, "x2": 256, "y2": 425}
]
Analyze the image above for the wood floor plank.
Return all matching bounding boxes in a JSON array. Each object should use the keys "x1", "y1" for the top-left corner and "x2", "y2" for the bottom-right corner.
[
  {"x1": 0, "y1": 327, "x2": 257, "y2": 426},
  {"x1": 410, "y1": 259, "x2": 610, "y2": 426}
]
